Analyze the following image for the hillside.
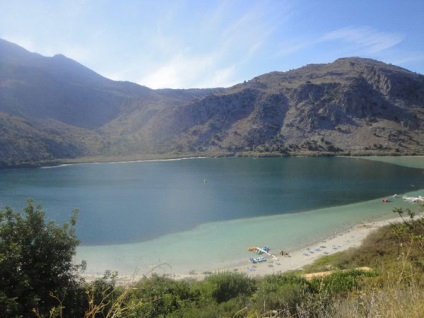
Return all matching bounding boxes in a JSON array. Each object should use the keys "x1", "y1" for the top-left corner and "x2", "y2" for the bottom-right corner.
[
  {"x1": 0, "y1": 39, "x2": 215, "y2": 166},
  {"x1": 134, "y1": 57, "x2": 424, "y2": 156},
  {"x1": 1, "y1": 38, "x2": 424, "y2": 167}
]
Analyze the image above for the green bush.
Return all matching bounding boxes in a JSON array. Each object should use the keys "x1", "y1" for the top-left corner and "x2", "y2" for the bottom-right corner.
[
  {"x1": 84, "y1": 270, "x2": 123, "y2": 317},
  {"x1": 174, "y1": 297, "x2": 249, "y2": 318},
  {"x1": 310, "y1": 269, "x2": 377, "y2": 296},
  {"x1": 252, "y1": 273, "x2": 312, "y2": 314},
  {"x1": 0, "y1": 199, "x2": 85, "y2": 318},
  {"x1": 122, "y1": 274, "x2": 199, "y2": 318},
  {"x1": 173, "y1": 305, "x2": 220, "y2": 318},
  {"x1": 201, "y1": 272, "x2": 256, "y2": 304}
]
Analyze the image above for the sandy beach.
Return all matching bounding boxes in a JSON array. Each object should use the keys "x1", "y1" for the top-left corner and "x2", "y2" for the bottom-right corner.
[
  {"x1": 231, "y1": 215, "x2": 404, "y2": 278},
  {"x1": 80, "y1": 214, "x2": 407, "y2": 284},
  {"x1": 170, "y1": 215, "x2": 405, "y2": 281}
]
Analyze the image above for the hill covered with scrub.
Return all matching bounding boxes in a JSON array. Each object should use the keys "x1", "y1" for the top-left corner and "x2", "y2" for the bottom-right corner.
[{"x1": 1, "y1": 38, "x2": 424, "y2": 167}]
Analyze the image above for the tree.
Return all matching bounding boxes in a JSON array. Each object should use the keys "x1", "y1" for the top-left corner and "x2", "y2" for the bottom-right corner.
[{"x1": 0, "y1": 199, "x2": 84, "y2": 317}]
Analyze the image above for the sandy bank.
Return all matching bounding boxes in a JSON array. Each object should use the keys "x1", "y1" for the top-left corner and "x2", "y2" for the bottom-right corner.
[
  {"x1": 81, "y1": 214, "x2": 406, "y2": 284},
  {"x1": 176, "y1": 215, "x2": 404, "y2": 280}
]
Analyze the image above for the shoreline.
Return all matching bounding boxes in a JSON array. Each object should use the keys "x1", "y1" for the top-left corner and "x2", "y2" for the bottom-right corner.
[
  {"x1": 4, "y1": 153, "x2": 424, "y2": 171},
  {"x1": 175, "y1": 215, "x2": 405, "y2": 281},
  {"x1": 231, "y1": 215, "x2": 403, "y2": 277},
  {"x1": 80, "y1": 214, "x2": 406, "y2": 284},
  {"x1": 40, "y1": 156, "x2": 209, "y2": 169}
]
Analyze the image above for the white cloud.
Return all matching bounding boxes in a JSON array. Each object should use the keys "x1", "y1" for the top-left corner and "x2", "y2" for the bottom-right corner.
[
  {"x1": 137, "y1": 51, "x2": 236, "y2": 89},
  {"x1": 2, "y1": 0, "x2": 295, "y2": 88},
  {"x1": 134, "y1": 1, "x2": 292, "y2": 88},
  {"x1": 319, "y1": 26, "x2": 404, "y2": 54},
  {"x1": 201, "y1": 65, "x2": 237, "y2": 88},
  {"x1": 276, "y1": 40, "x2": 309, "y2": 57}
]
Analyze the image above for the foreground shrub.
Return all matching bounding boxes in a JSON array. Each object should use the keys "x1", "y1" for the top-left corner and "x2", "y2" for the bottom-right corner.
[
  {"x1": 122, "y1": 274, "x2": 199, "y2": 318},
  {"x1": 332, "y1": 284, "x2": 424, "y2": 317},
  {"x1": 310, "y1": 269, "x2": 377, "y2": 296},
  {"x1": 201, "y1": 272, "x2": 256, "y2": 304},
  {"x1": 84, "y1": 270, "x2": 129, "y2": 318},
  {"x1": 252, "y1": 273, "x2": 312, "y2": 315},
  {"x1": 0, "y1": 199, "x2": 85, "y2": 318},
  {"x1": 176, "y1": 297, "x2": 250, "y2": 318}
]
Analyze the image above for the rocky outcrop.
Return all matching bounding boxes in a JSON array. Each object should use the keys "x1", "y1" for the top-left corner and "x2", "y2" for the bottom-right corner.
[{"x1": 131, "y1": 57, "x2": 424, "y2": 156}]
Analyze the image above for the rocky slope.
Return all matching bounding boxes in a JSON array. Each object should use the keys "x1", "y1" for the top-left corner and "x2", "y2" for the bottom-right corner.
[
  {"x1": 1, "y1": 38, "x2": 423, "y2": 167},
  {"x1": 104, "y1": 57, "x2": 424, "y2": 156}
]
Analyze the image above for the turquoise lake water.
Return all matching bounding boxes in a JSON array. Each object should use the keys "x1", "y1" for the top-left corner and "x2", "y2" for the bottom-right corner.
[{"x1": 1, "y1": 156, "x2": 423, "y2": 275}]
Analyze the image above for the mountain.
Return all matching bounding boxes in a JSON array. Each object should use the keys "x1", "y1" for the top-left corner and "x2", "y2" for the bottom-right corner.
[
  {"x1": 101, "y1": 57, "x2": 424, "y2": 156},
  {"x1": 0, "y1": 39, "x2": 423, "y2": 167},
  {"x1": 0, "y1": 38, "x2": 216, "y2": 129},
  {"x1": 0, "y1": 39, "x2": 215, "y2": 166}
]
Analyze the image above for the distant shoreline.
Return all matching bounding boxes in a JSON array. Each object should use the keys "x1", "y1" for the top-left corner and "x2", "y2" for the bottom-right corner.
[
  {"x1": 358, "y1": 155, "x2": 424, "y2": 169},
  {"x1": 39, "y1": 156, "x2": 209, "y2": 169},
  {"x1": 3, "y1": 152, "x2": 424, "y2": 170}
]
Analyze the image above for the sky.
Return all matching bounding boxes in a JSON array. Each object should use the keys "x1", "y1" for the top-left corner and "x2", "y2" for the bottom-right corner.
[{"x1": 1, "y1": 0, "x2": 423, "y2": 89}]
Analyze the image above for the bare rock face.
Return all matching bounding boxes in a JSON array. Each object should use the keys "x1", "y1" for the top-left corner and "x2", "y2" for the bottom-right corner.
[{"x1": 142, "y1": 57, "x2": 424, "y2": 156}]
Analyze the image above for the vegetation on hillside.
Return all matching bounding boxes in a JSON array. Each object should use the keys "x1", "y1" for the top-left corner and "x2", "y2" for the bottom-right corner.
[{"x1": 1, "y1": 200, "x2": 423, "y2": 317}]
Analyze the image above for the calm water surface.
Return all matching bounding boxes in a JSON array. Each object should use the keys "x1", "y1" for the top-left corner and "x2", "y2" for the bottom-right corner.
[{"x1": 1, "y1": 157, "x2": 423, "y2": 245}]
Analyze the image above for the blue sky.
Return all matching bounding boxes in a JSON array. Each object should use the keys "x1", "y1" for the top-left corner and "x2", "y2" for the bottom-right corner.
[{"x1": 1, "y1": 0, "x2": 423, "y2": 89}]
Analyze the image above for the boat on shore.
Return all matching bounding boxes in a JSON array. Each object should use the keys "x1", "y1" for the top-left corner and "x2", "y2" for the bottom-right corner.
[
  {"x1": 249, "y1": 256, "x2": 267, "y2": 263},
  {"x1": 402, "y1": 195, "x2": 424, "y2": 202}
]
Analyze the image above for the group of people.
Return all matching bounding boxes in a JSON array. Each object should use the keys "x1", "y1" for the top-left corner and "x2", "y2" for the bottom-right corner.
[{"x1": 280, "y1": 250, "x2": 290, "y2": 256}]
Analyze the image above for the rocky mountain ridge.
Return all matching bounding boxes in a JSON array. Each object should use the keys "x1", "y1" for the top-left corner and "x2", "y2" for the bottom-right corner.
[
  {"x1": 0, "y1": 39, "x2": 423, "y2": 167},
  {"x1": 108, "y1": 57, "x2": 424, "y2": 156}
]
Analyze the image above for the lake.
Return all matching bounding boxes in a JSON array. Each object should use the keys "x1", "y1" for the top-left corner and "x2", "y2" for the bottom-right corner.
[
  {"x1": 0, "y1": 157, "x2": 424, "y2": 275},
  {"x1": 1, "y1": 156, "x2": 424, "y2": 247}
]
